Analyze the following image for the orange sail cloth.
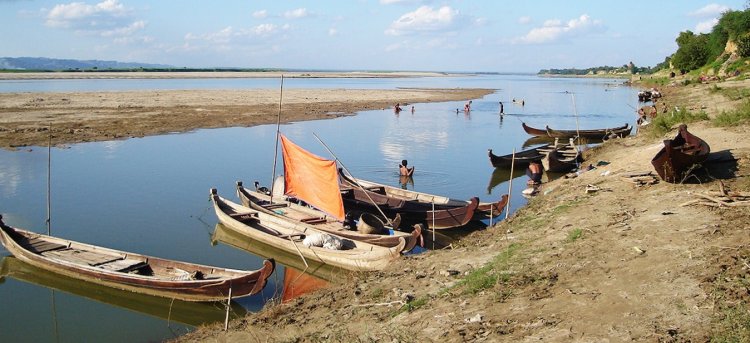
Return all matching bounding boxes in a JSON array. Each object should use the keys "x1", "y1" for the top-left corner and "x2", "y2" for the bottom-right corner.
[{"x1": 280, "y1": 134, "x2": 345, "y2": 221}]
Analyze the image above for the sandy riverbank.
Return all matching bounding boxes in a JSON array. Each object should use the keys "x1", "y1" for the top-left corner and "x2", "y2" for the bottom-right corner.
[
  {"x1": 0, "y1": 71, "x2": 459, "y2": 80},
  {"x1": 0, "y1": 87, "x2": 492, "y2": 148},
  {"x1": 172, "y1": 75, "x2": 750, "y2": 342}
]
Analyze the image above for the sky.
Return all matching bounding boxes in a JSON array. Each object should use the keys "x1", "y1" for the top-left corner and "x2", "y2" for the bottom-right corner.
[{"x1": 1, "y1": 0, "x2": 748, "y2": 72}]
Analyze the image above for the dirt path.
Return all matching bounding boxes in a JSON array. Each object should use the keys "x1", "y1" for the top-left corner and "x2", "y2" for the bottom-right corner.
[{"x1": 173, "y1": 77, "x2": 750, "y2": 342}]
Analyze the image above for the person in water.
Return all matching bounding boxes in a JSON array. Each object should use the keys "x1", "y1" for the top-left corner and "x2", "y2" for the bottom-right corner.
[
  {"x1": 399, "y1": 159, "x2": 415, "y2": 176},
  {"x1": 526, "y1": 161, "x2": 542, "y2": 185},
  {"x1": 499, "y1": 101, "x2": 504, "y2": 115},
  {"x1": 394, "y1": 103, "x2": 402, "y2": 112}
]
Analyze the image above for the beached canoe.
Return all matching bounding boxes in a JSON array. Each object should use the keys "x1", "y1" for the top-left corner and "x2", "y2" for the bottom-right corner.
[
  {"x1": 235, "y1": 181, "x2": 421, "y2": 251},
  {"x1": 0, "y1": 215, "x2": 274, "y2": 302},
  {"x1": 651, "y1": 124, "x2": 710, "y2": 183},
  {"x1": 339, "y1": 169, "x2": 508, "y2": 221},
  {"x1": 546, "y1": 123, "x2": 632, "y2": 140},
  {"x1": 0, "y1": 256, "x2": 248, "y2": 326},
  {"x1": 210, "y1": 189, "x2": 405, "y2": 271}
]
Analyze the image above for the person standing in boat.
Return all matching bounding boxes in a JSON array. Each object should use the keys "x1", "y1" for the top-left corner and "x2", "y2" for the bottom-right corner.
[{"x1": 399, "y1": 159, "x2": 415, "y2": 176}]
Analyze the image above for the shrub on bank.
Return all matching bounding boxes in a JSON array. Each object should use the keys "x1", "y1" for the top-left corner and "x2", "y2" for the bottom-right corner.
[{"x1": 714, "y1": 99, "x2": 750, "y2": 126}]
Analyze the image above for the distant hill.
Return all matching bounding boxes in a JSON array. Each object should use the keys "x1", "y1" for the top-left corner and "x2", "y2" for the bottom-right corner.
[{"x1": 0, "y1": 57, "x2": 173, "y2": 71}]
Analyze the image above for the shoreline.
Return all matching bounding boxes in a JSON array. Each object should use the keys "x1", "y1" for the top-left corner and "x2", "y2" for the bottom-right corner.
[{"x1": 0, "y1": 87, "x2": 493, "y2": 148}]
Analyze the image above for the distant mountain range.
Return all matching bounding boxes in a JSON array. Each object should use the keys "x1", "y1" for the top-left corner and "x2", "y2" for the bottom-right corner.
[{"x1": 0, "y1": 57, "x2": 173, "y2": 70}]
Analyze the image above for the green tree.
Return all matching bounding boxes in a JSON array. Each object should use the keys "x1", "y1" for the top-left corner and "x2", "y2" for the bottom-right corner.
[
  {"x1": 738, "y1": 32, "x2": 750, "y2": 57},
  {"x1": 672, "y1": 31, "x2": 710, "y2": 72}
]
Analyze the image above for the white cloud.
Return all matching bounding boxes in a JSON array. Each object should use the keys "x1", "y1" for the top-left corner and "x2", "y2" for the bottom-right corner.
[
  {"x1": 284, "y1": 8, "x2": 309, "y2": 19},
  {"x1": 689, "y1": 4, "x2": 730, "y2": 17},
  {"x1": 385, "y1": 6, "x2": 463, "y2": 36},
  {"x1": 46, "y1": 0, "x2": 129, "y2": 29},
  {"x1": 328, "y1": 27, "x2": 338, "y2": 36},
  {"x1": 185, "y1": 23, "x2": 288, "y2": 44},
  {"x1": 518, "y1": 16, "x2": 531, "y2": 25},
  {"x1": 100, "y1": 20, "x2": 145, "y2": 37},
  {"x1": 514, "y1": 14, "x2": 602, "y2": 44},
  {"x1": 252, "y1": 10, "x2": 268, "y2": 19},
  {"x1": 379, "y1": 0, "x2": 422, "y2": 4},
  {"x1": 695, "y1": 18, "x2": 719, "y2": 33}
]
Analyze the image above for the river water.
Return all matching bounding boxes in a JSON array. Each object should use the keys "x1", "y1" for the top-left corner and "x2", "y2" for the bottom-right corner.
[{"x1": 0, "y1": 74, "x2": 636, "y2": 342}]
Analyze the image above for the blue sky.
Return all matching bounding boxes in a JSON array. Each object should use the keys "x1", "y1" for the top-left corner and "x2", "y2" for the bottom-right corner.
[{"x1": 1, "y1": 0, "x2": 747, "y2": 72}]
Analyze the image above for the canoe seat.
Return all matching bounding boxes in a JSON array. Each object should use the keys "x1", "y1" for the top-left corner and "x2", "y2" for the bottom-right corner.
[
  {"x1": 301, "y1": 217, "x2": 327, "y2": 225},
  {"x1": 43, "y1": 248, "x2": 122, "y2": 267},
  {"x1": 262, "y1": 203, "x2": 288, "y2": 210},
  {"x1": 96, "y1": 258, "x2": 149, "y2": 273},
  {"x1": 366, "y1": 186, "x2": 386, "y2": 193},
  {"x1": 229, "y1": 212, "x2": 256, "y2": 220},
  {"x1": 21, "y1": 237, "x2": 67, "y2": 254}
]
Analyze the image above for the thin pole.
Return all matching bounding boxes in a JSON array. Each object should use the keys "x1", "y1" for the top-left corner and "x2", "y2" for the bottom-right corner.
[
  {"x1": 269, "y1": 75, "x2": 284, "y2": 200},
  {"x1": 570, "y1": 94, "x2": 582, "y2": 168},
  {"x1": 431, "y1": 202, "x2": 435, "y2": 247},
  {"x1": 312, "y1": 133, "x2": 392, "y2": 225},
  {"x1": 224, "y1": 287, "x2": 232, "y2": 331},
  {"x1": 46, "y1": 125, "x2": 52, "y2": 235},
  {"x1": 505, "y1": 149, "x2": 515, "y2": 220}
]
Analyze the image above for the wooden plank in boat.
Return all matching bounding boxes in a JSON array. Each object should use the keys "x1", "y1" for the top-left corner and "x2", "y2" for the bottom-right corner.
[
  {"x1": 301, "y1": 217, "x2": 327, "y2": 225},
  {"x1": 22, "y1": 238, "x2": 67, "y2": 253},
  {"x1": 262, "y1": 203, "x2": 288, "y2": 210},
  {"x1": 42, "y1": 248, "x2": 121, "y2": 267},
  {"x1": 97, "y1": 258, "x2": 149, "y2": 273}
]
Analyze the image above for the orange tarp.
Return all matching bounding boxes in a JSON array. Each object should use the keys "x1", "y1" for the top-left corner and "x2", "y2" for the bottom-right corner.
[{"x1": 280, "y1": 134, "x2": 345, "y2": 221}]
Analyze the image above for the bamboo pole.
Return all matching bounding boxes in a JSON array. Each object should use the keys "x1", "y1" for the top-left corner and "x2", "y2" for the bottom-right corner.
[
  {"x1": 224, "y1": 287, "x2": 232, "y2": 331},
  {"x1": 46, "y1": 124, "x2": 51, "y2": 235},
  {"x1": 269, "y1": 75, "x2": 284, "y2": 201},
  {"x1": 505, "y1": 149, "x2": 515, "y2": 220}
]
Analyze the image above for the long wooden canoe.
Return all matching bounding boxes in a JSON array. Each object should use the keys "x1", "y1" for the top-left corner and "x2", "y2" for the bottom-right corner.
[
  {"x1": 338, "y1": 170, "x2": 507, "y2": 221},
  {"x1": 546, "y1": 123, "x2": 632, "y2": 140},
  {"x1": 0, "y1": 215, "x2": 274, "y2": 302},
  {"x1": 651, "y1": 125, "x2": 710, "y2": 183},
  {"x1": 210, "y1": 189, "x2": 405, "y2": 271},
  {"x1": 235, "y1": 181, "x2": 421, "y2": 251},
  {"x1": 0, "y1": 256, "x2": 247, "y2": 326}
]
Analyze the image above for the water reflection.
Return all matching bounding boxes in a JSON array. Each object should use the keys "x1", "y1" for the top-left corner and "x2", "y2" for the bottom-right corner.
[
  {"x1": 211, "y1": 223, "x2": 334, "y2": 300},
  {"x1": 0, "y1": 256, "x2": 243, "y2": 327},
  {"x1": 486, "y1": 167, "x2": 526, "y2": 195}
]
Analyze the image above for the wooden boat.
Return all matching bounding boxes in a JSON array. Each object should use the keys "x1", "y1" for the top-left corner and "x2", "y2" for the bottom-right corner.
[
  {"x1": 0, "y1": 215, "x2": 274, "y2": 302},
  {"x1": 235, "y1": 181, "x2": 421, "y2": 251},
  {"x1": 210, "y1": 189, "x2": 405, "y2": 271},
  {"x1": 522, "y1": 122, "x2": 549, "y2": 137},
  {"x1": 0, "y1": 256, "x2": 247, "y2": 326},
  {"x1": 338, "y1": 169, "x2": 506, "y2": 218},
  {"x1": 338, "y1": 170, "x2": 508, "y2": 226},
  {"x1": 541, "y1": 138, "x2": 582, "y2": 173},
  {"x1": 546, "y1": 123, "x2": 632, "y2": 140},
  {"x1": 651, "y1": 124, "x2": 710, "y2": 183},
  {"x1": 489, "y1": 138, "x2": 567, "y2": 169}
]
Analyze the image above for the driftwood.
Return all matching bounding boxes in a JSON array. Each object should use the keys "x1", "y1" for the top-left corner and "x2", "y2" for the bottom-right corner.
[
  {"x1": 619, "y1": 171, "x2": 659, "y2": 187},
  {"x1": 681, "y1": 183, "x2": 750, "y2": 208}
]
